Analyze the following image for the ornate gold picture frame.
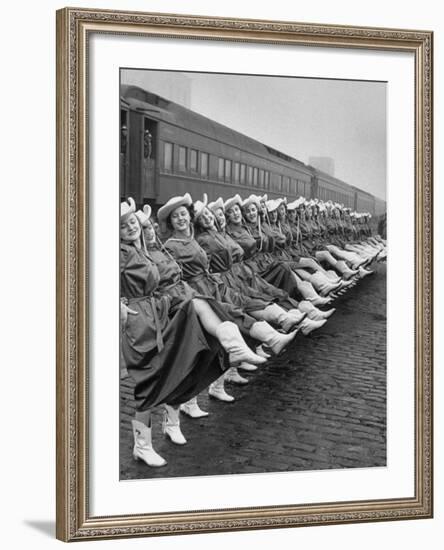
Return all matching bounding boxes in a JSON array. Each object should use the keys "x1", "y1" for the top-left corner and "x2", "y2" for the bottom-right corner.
[{"x1": 56, "y1": 7, "x2": 433, "y2": 542}]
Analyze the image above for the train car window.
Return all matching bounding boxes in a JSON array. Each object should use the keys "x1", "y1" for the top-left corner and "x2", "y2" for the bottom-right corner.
[
  {"x1": 290, "y1": 179, "x2": 297, "y2": 196},
  {"x1": 240, "y1": 164, "x2": 246, "y2": 184},
  {"x1": 264, "y1": 171, "x2": 269, "y2": 189},
  {"x1": 163, "y1": 142, "x2": 173, "y2": 172},
  {"x1": 233, "y1": 162, "x2": 240, "y2": 184},
  {"x1": 190, "y1": 149, "x2": 198, "y2": 173},
  {"x1": 200, "y1": 152, "x2": 208, "y2": 178},
  {"x1": 253, "y1": 167, "x2": 258, "y2": 187},
  {"x1": 270, "y1": 173, "x2": 280, "y2": 192},
  {"x1": 178, "y1": 146, "x2": 187, "y2": 172},
  {"x1": 283, "y1": 176, "x2": 290, "y2": 194},
  {"x1": 225, "y1": 159, "x2": 232, "y2": 182},
  {"x1": 247, "y1": 166, "x2": 253, "y2": 186},
  {"x1": 218, "y1": 158, "x2": 224, "y2": 180},
  {"x1": 259, "y1": 169, "x2": 264, "y2": 188}
]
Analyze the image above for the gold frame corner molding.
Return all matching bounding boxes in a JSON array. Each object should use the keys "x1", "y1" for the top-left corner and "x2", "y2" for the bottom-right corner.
[{"x1": 56, "y1": 6, "x2": 433, "y2": 542}]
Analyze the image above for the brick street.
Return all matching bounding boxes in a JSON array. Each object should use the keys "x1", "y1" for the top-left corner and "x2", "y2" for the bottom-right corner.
[{"x1": 120, "y1": 262, "x2": 386, "y2": 480}]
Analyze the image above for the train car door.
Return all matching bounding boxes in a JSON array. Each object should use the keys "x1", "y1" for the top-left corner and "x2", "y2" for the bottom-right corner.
[
  {"x1": 119, "y1": 107, "x2": 130, "y2": 198},
  {"x1": 141, "y1": 117, "x2": 158, "y2": 201},
  {"x1": 128, "y1": 110, "x2": 143, "y2": 203}
]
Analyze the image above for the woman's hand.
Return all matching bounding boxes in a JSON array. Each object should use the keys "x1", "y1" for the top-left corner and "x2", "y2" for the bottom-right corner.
[{"x1": 120, "y1": 301, "x2": 138, "y2": 331}]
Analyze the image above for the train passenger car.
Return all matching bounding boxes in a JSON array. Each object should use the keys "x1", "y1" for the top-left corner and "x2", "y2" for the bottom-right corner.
[
  {"x1": 312, "y1": 168, "x2": 356, "y2": 210},
  {"x1": 355, "y1": 187, "x2": 376, "y2": 216},
  {"x1": 374, "y1": 197, "x2": 387, "y2": 217},
  {"x1": 120, "y1": 85, "x2": 314, "y2": 210},
  {"x1": 120, "y1": 85, "x2": 386, "y2": 222}
]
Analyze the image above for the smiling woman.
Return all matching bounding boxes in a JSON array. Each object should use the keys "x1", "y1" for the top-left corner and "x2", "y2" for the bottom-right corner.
[{"x1": 119, "y1": 197, "x2": 269, "y2": 466}]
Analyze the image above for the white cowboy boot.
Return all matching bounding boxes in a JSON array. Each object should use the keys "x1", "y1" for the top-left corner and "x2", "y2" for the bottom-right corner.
[
  {"x1": 255, "y1": 344, "x2": 271, "y2": 359},
  {"x1": 162, "y1": 405, "x2": 187, "y2": 445},
  {"x1": 286, "y1": 309, "x2": 308, "y2": 324},
  {"x1": 238, "y1": 361, "x2": 258, "y2": 371},
  {"x1": 180, "y1": 397, "x2": 209, "y2": 418},
  {"x1": 215, "y1": 321, "x2": 266, "y2": 366},
  {"x1": 318, "y1": 279, "x2": 342, "y2": 297},
  {"x1": 208, "y1": 375, "x2": 234, "y2": 402},
  {"x1": 335, "y1": 260, "x2": 359, "y2": 279},
  {"x1": 319, "y1": 308, "x2": 336, "y2": 319},
  {"x1": 296, "y1": 280, "x2": 332, "y2": 306},
  {"x1": 300, "y1": 318, "x2": 327, "y2": 335},
  {"x1": 308, "y1": 294, "x2": 333, "y2": 306},
  {"x1": 262, "y1": 304, "x2": 301, "y2": 332},
  {"x1": 225, "y1": 367, "x2": 249, "y2": 385},
  {"x1": 310, "y1": 271, "x2": 341, "y2": 295},
  {"x1": 325, "y1": 269, "x2": 342, "y2": 283},
  {"x1": 337, "y1": 278, "x2": 354, "y2": 290},
  {"x1": 297, "y1": 300, "x2": 334, "y2": 319},
  {"x1": 250, "y1": 321, "x2": 298, "y2": 355},
  {"x1": 132, "y1": 419, "x2": 167, "y2": 467},
  {"x1": 358, "y1": 266, "x2": 374, "y2": 278}
]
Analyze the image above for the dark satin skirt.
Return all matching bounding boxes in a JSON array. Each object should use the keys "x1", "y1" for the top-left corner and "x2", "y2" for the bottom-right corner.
[{"x1": 123, "y1": 297, "x2": 225, "y2": 411}]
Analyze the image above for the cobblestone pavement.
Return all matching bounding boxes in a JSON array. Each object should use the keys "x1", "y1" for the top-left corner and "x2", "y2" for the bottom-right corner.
[{"x1": 120, "y1": 262, "x2": 386, "y2": 480}]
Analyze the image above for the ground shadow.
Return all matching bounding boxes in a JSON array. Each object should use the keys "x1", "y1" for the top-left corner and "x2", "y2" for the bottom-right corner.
[{"x1": 23, "y1": 520, "x2": 55, "y2": 538}]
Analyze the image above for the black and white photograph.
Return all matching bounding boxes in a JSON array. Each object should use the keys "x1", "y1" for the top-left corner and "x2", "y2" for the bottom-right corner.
[{"x1": 119, "y1": 68, "x2": 388, "y2": 480}]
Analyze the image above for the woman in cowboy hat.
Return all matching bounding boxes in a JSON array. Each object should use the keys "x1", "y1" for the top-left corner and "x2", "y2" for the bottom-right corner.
[
  {"x1": 194, "y1": 195, "x2": 303, "y2": 333},
  {"x1": 225, "y1": 194, "x2": 300, "y2": 298},
  {"x1": 134, "y1": 202, "x2": 260, "y2": 406},
  {"x1": 226, "y1": 194, "x2": 332, "y2": 307},
  {"x1": 194, "y1": 196, "x2": 314, "y2": 389},
  {"x1": 205, "y1": 197, "x2": 331, "y2": 330},
  {"x1": 286, "y1": 199, "x2": 343, "y2": 281},
  {"x1": 317, "y1": 206, "x2": 377, "y2": 276},
  {"x1": 275, "y1": 200, "x2": 354, "y2": 295},
  {"x1": 120, "y1": 198, "x2": 266, "y2": 467},
  {"x1": 295, "y1": 200, "x2": 361, "y2": 280},
  {"x1": 264, "y1": 199, "x2": 343, "y2": 298},
  {"x1": 159, "y1": 193, "x2": 299, "y2": 359}
]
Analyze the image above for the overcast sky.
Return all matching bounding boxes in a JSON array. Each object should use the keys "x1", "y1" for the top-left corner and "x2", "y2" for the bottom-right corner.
[{"x1": 122, "y1": 69, "x2": 386, "y2": 200}]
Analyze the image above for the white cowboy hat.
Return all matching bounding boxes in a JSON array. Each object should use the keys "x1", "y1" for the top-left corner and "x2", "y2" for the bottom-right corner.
[
  {"x1": 193, "y1": 193, "x2": 209, "y2": 219},
  {"x1": 224, "y1": 194, "x2": 243, "y2": 212},
  {"x1": 242, "y1": 194, "x2": 262, "y2": 210},
  {"x1": 265, "y1": 199, "x2": 281, "y2": 213},
  {"x1": 208, "y1": 197, "x2": 224, "y2": 213},
  {"x1": 157, "y1": 193, "x2": 192, "y2": 230},
  {"x1": 135, "y1": 204, "x2": 152, "y2": 227},
  {"x1": 120, "y1": 197, "x2": 136, "y2": 221}
]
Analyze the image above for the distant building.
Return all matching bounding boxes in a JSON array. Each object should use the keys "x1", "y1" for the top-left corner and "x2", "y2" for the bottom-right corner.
[
  {"x1": 309, "y1": 156, "x2": 335, "y2": 177},
  {"x1": 120, "y1": 70, "x2": 192, "y2": 108}
]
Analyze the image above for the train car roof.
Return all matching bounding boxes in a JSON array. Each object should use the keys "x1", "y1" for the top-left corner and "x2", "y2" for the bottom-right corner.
[{"x1": 121, "y1": 85, "x2": 313, "y2": 175}]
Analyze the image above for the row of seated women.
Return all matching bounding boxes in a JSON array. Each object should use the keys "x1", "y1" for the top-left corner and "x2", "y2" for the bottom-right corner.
[{"x1": 120, "y1": 192, "x2": 387, "y2": 468}]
